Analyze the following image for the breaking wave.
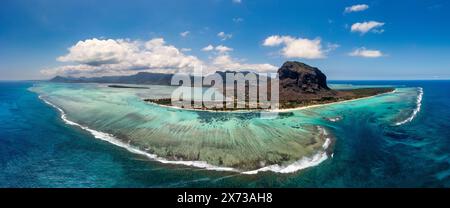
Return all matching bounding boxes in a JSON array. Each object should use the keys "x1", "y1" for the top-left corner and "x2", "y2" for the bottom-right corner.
[
  {"x1": 395, "y1": 87, "x2": 423, "y2": 126},
  {"x1": 242, "y1": 127, "x2": 333, "y2": 174},
  {"x1": 39, "y1": 95, "x2": 332, "y2": 174}
]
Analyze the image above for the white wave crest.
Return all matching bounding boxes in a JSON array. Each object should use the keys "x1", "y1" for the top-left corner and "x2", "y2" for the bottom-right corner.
[
  {"x1": 243, "y1": 127, "x2": 333, "y2": 174},
  {"x1": 39, "y1": 95, "x2": 237, "y2": 172},
  {"x1": 242, "y1": 152, "x2": 329, "y2": 174},
  {"x1": 39, "y1": 95, "x2": 332, "y2": 174},
  {"x1": 395, "y1": 87, "x2": 423, "y2": 126}
]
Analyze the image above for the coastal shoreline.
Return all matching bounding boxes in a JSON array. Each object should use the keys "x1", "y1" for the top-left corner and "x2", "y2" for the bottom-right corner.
[
  {"x1": 394, "y1": 87, "x2": 423, "y2": 126},
  {"x1": 274, "y1": 88, "x2": 396, "y2": 112},
  {"x1": 144, "y1": 88, "x2": 397, "y2": 113},
  {"x1": 35, "y1": 92, "x2": 335, "y2": 174}
]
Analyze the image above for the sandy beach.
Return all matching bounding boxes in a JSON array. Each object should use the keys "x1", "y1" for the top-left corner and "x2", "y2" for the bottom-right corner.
[{"x1": 144, "y1": 89, "x2": 396, "y2": 113}]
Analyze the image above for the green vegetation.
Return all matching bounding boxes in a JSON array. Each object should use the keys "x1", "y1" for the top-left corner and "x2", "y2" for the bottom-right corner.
[{"x1": 145, "y1": 87, "x2": 395, "y2": 111}]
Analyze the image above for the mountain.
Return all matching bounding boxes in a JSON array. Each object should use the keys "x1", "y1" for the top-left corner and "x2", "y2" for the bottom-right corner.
[
  {"x1": 49, "y1": 70, "x2": 258, "y2": 86},
  {"x1": 277, "y1": 61, "x2": 337, "y2": 101},
  {"x1": 278, "y1": 61, "x2": 330, "y2": 92},
  {"x1": 49, "y1": 72, "x2": 173, "y2": 85}
]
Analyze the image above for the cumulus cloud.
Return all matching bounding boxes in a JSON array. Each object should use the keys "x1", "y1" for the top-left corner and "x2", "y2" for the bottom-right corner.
[
  {"x1": 180, "y1": 31, "x2": 190, "y2": 37},
  {"x1": 263, "y1": 35, "x2": 335, "y2": 59},
  {"x1": 263, "y1": 36, "x2": 286, "y2": 46},
  {"x1": 349, "y1": 47, "x2": 384, "y2": 58},
  {"x1": 215, "y1": 45, "x2": 233, "y2": 53},
  {"x1": 210, "y1": 55, "x2": 277, "y2": 73},
  {"x1": 217, "y1": 31, "x2": 232, "y2": 41},
  {"x1": 344, "y1": 4, "x2": 369, "y2": 13},
  {"x1": 351, "y1": 21, "x2": 385, "y2": 34},
  {"x1": 57, "y1": 38, "x2": 133, "y2": 66},
  {"x1": 44, "y1": 38, "x2": 204, "y2": 77},
  {"x1": 41, "y1": 38, "x2": 276, "y2": 77},
  {"x1": 202, "y1": 44, "x2": 233, "y2": 54},
  {"x1": 202, "y1": 45, "x2": 214, "y2": 51}
]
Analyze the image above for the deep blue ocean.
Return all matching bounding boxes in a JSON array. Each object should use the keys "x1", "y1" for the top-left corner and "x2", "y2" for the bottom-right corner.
[{"x1": 1, "y1": 80, "x2": 449, "y2": 187}]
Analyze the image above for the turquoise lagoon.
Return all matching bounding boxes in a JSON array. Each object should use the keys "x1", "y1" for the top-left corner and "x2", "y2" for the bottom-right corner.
[
  {"x1": 3, "y1": 81, "x2": 448, "y2": 187},
  {"x1": 29, "y1": 82, "x2": 422, "y2": 174}
]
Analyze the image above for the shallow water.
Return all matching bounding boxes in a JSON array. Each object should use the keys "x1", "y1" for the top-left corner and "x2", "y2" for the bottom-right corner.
[
  {"x1": 1, "y1": 80, "x2": 449, "y2": 187},
  {"x1": 31, "y1": 83, "x2": 334, "y2": 172}
]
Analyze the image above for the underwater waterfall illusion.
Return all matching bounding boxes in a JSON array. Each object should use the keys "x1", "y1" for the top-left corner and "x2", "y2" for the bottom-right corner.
[{"x1": 30, "y1": 83, "x2": 422, "y2": 174}]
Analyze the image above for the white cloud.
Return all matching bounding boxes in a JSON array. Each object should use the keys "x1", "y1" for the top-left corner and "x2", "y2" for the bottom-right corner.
[
  {"x1": 44, "y1": 38, "x2": 204, "y2": 77},
  {"x1": 181, "y1": 48, "x2": 192, "y2": 52},
  {"x1": 263, "y1": 35, "x2": 334, "y2": 59},
  {"x1": 233, "y1": 17, "x2": 244, "y2": 23},
  {"x1": 41, "y1": 38, "x2": 276, "y2": 77},
  {"x1": 41, "y1": 64, "x2": 98, "y2": 77},
  {"x1": 215, "y1": 45, "x2": 233, "y2": 53},
  {"x1": 210, "y1": 55, "x2": 277, "y2": 73},
  {"x1": 351, "y1": 21, "x2": 385, "y2": 34},
  {"x1": 217, "y1": 31, "x2": 232, "y2": 41},
  {"x1": 202, "y1": 44, "x2": 233, "y2": 54},
  {"x1": 180, "y1": 31, "x2": 190, "y2": 37},
  {"x1": 57, "y1": 38, "x2": 133, "y2": 65},
  {"x1": 263, "y1": 35, "x2": 286, "y2": 46},
  {"x1": 349, "y1": 47, "x2": 384, "y2": 58},
  {"x1": 344, "y1": 4, "x2": 369, "y2": 13},
  {"x1": 202, "y1": 45, "x2": 214, "y2": 51}
]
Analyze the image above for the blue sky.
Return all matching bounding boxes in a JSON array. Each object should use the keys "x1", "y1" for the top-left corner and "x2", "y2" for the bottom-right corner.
[{"x1": 0, "y1": 0, "x2": 449, "y2": 80}]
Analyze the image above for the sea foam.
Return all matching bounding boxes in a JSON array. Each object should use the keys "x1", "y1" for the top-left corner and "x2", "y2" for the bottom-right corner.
[
  {"x1": 395, "y1": 87, "x2": 423, "y2": 126},
  {"x1": 242, "y1": 127, "x2": 332, "y2": 174},
  {"x1": 39, "y1": 95, "x2": 331, "y2": 174}
]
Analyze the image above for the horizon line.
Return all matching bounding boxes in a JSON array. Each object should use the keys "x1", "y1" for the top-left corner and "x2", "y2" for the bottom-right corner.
[{"x1": 1, "y1": 78, "x2": 450, "y2": 82}]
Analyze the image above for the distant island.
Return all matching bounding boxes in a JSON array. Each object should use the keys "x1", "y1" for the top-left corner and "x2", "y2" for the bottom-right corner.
[
  {"x1": 50, "y1": 61, "x2": 394, "y2": 111},
  {"x1": 107, "y1": 85, "x2": 149, "y2": 89},
  {"x1": 50, "y1": 72, "x2": 173, "y2": 85}
]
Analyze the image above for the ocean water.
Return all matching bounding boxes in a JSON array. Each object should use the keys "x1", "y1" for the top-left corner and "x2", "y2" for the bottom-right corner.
[{"x1": 0, "y1": 80, "x2": 449, "y2": 187}]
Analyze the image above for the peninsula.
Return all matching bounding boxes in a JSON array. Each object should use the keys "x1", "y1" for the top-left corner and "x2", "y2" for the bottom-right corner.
[
  {"x1": 50, "y1": 61, "x2": 394, "y2": 111},
  {"x1": 144, "y1": 61, "x2": 394, "y2": 110}
]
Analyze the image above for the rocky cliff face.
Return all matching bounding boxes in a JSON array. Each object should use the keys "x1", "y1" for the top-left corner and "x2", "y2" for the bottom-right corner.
[
  {"x1": 277, "y1": 61, "x2": 335, "y2": 101},
  {"x1": 278, "y1": 61, "x2": 330, "y2": 92}
]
